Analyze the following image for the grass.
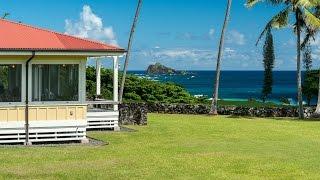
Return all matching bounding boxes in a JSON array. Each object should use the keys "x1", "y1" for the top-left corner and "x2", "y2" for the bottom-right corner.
[{"x1": 1, "y1": 114, "x2": 320, "y2": 179}]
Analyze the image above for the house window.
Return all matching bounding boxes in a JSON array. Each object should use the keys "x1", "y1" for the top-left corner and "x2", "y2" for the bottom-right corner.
[
  {"x1": 0, "y1": 64, "x2": 22, "y2": 102},
  {"x1": 32, "y1": 64, "x2": 79, "y2": 101}
]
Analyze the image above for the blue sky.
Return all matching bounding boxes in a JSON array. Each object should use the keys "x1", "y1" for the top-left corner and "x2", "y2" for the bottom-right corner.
[{"x1": 0, "y1": 0, "x2": 318, "y2": 70}]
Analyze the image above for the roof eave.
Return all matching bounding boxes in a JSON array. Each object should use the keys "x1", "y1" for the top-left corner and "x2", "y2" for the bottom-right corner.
[{"x1": 0, "y1": 49, "x2": 127, "y2": 57}]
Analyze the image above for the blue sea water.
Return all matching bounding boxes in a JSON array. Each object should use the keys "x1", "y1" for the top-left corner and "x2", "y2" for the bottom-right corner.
[{"x1": 128, "y1": 71, "x2": 304, "y2": 104}]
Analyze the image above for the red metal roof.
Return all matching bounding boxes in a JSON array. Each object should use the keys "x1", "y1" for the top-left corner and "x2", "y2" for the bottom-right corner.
[{"x1": 0, "y1": 19, "x2": 125, "y2": 52}]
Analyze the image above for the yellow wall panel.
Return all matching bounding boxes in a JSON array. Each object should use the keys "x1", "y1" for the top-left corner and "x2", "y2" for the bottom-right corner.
[
  {"x1": 17, "y1": 108, "x2": 25, "y2": 121},
  {"x1": 29, "y1": 108, "x2": 37, "y2": 121},
  {"x1": 57, "y1": 107, "x2": 67, "y2": 120},
  {"x1": 0, "y1": 109, "x2": 8, "y2": 122},
  {"x1": 0, "y1": 105, "x2": 87, "y2": 121},
  {"x1": 83, "y1": 106, "x2": 87, "y2": 119},
  {"x1": 47, "y1": 108, "x2": 57, "y2": 120},
  {"x1": 37, "y1": 108, "x2": 47, "y2": 120},
  {"x1": 8, "y1": 109, "x2": 18, "y2": 121},
  {"x1": 68, "y1": 107, "x2": 76, "y2": 120},
  {"x1": 76, "y1": 107, "x2": 84, "y2": 120}
]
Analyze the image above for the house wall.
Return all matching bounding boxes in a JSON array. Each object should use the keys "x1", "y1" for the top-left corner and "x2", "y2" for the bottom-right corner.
[
  {"x1": 0, "y1": 55, "x2": 88, "y2": 122},
  {"x1": 0, "y1": 105, "x2": 87, "y2": 122}
]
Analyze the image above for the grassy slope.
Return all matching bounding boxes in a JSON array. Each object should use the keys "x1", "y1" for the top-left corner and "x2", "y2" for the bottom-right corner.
[{"x1": 1, "y1": 114, "x2": 320, "y2": 179}]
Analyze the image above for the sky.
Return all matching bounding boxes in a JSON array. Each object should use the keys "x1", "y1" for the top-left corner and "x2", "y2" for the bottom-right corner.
[{"x1": 0, "y1": 0, "x2": 319, "y2": 70}]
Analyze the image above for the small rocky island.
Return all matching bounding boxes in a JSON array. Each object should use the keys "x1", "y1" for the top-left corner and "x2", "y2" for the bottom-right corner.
[
  {"x1": 146, "y1": 63, "x2": 188, "y2": 75},
  {"x1": 147, "y1": 63, "x2": 176, "y2": 74}
]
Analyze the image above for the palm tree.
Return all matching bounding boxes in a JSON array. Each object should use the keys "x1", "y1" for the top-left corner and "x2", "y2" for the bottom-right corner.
[
  {"x1": 209, "y1": 0, "x2": 233, "y2": 115},
  {"x1": 119, "y1": 0, "x2": 143, "y2": 103},
  {"x1": 304, "y1": 7, "x2": 320, "y2": 115},
  {"x1": 315, "y1": 70, "x2": 320, "y2": 114},
  {"x1": 246, "y1": 0, "x2": 320, "y2": 119}
]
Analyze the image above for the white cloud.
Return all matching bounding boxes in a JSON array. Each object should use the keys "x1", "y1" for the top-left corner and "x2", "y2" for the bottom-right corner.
[
  {"x1": 224, "y1": 47, "x2": 235, "y2": 53},
  {"x1": 65, "y1": 5, "x2": 117, "y2": 45},
  {"x1": 138, "y1": 48, "x2": 253, "y2": 62},
  {"x1": 312, "y1": 48, "x2": 320, "y2": 61},
  {"x1": 176, "y1": 32, "x2": 199, "y2": 40},
  {"x1": 275, "y1": 59, "x2": 284, "y2": 68},
  {"x1": 310, "y1": 35, "x2": 320, "y2": 46},
  {"x1": 209, "y1": 28, "x2": 215, "y2": 39},
  {"x1": 133, "y1": 47, "x2": 259, "y2": 70},
  {"x1": 226, "y1": 30, "x2": 246, "y2": 45},
  {"x1": 283, "y1": 38, "x2": 295, "y2": 47},
  {"x1": 309, "y1": 35, "x2": 320, "y2": 61},
  {"x1": 153, "y1": 49, "x2": 214, "y2": 60}
]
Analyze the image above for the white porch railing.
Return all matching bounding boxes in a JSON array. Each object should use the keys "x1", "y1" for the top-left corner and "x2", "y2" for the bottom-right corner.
[{"x1": 86, "y1": 101, "x2": 120, "y2": 131}]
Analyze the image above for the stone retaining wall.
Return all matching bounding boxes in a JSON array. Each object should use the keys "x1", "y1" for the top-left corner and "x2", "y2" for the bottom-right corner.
[
  {"x1": 119, "y1": 103, "x2": 148, "y2": 125},
  {"x1": 147, "y1": 103, "x2": 315, "y2": 118},
  {"x1": 119, "y1": 103, "x2": 316, "y2": 125}
]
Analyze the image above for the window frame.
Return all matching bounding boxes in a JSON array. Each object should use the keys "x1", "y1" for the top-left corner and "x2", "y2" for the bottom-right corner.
[
  {"x1": 29, "y1": 59, "x2": 86, "y2": 105},
  {"x1": 0, "y1": 60, "x2": 25, "y2": 106}
]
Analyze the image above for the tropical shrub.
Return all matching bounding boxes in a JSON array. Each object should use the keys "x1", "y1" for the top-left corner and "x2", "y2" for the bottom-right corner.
[
  {"x1": 302, "y1": 70, "x2": 319, "y2": 105},
  {"x1": 86, "y1": 66, "x2": 198, "y2": 104}
]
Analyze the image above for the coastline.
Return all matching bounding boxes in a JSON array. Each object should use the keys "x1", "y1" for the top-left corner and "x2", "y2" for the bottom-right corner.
[{"x1": 128, "y1": 70, "x2": 305, "y2": 106}]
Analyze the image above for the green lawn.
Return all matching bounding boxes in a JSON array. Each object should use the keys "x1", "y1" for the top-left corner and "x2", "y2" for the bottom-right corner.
[{"x1": 1, "y1": 114, "x2": 320, "y2": 179}]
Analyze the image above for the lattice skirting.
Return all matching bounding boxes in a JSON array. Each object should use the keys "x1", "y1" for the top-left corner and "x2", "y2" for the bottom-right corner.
[
  {"x1": 0, "y1": 120, "x2": 87, "y2": 144},
  {"x1": 87, "y1": 111, "x2": 119, "y2": 130}
]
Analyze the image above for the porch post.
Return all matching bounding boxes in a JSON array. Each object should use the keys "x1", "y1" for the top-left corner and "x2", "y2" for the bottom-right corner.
[
  {"x1": 96, "y1": 58, "x2": 101, "y2": 96},
  {"x1": 113, "y1": 56, "x2": 119, "y2": 111}
]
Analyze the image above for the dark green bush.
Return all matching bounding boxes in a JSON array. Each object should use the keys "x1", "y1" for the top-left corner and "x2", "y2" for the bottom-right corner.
[{"x1": 86, "y1": 66, "x2": 199, "y2": 104}]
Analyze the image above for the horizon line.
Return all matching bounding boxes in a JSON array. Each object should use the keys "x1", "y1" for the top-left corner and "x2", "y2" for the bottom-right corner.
[{"x1": 126, "y1": 70, "x2": 304, "y2": 71}]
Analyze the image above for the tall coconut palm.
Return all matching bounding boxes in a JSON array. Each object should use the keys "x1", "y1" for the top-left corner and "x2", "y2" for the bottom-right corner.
[
  {"x1": 303, "y1": 7, "x2": 320, "y2": 115},
  {"x1": 119, "y1": 0, "x2": 143, "y2": 103},
  {"x1": 314, "y1": 8, "x2": 320, "y2": 115},
  {"x1": 209, "y1": 0, "x2": 233, "y2": 115},
  {"x1": 314, "y1": 70, "x2": 320, "y2": 114},
  {"x1": 246, "y1": 0, "x2": 320, "y2": 119}
]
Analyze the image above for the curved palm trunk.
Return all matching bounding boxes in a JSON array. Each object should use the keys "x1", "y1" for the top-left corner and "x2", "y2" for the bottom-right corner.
[
  {"x1": 315, "y1": 71, "x2": 320, "y2": 114},
  {"x1": 209, "y1": 0, "x2": 232, "y2": 115},
  {"x1": 296, "y1": 10, "x2": 304, "y2": 119},
  {"x1": 119, "y1": 0, "x2": 143, "y2": 103}
]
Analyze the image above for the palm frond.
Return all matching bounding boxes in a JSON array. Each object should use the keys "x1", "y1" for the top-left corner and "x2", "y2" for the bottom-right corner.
[
  {"x1": 295, "y1": 0, "x2": 320, "y2": 8},
  {"x1": 301, "y1": 30, "x2": 314, "y2": 49},
  {"x1": 245, "y1": 0, "x2": 261, "y2": 7},
  {"x1": 256, "y1": 7, "x2": 290, "y2": 45},
  {"x1": 303, "y1": 8, "x2": 320, "y2": 29},
  {"x1": 271, "y1": 7, "x2": 290, "y2": 28},
  {"x1": 246, "y1": 0, "x2": 284, "y2": 8}
]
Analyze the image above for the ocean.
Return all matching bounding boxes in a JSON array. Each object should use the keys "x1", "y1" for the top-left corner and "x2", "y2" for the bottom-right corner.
[{"x1": 129, "y1": 71, "x2": 304, "y2": 104}]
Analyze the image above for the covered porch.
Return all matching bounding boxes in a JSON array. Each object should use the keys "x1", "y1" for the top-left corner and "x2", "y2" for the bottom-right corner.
[{"x1": 86, "y1": 56, "x2": 121, "y2": 131}]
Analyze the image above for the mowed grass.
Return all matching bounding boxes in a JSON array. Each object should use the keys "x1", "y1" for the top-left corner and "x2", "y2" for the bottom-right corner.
[{"x1": 1, "y1": 114, "x2": 320, "y2": 179}]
